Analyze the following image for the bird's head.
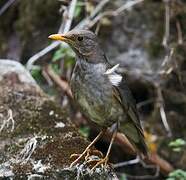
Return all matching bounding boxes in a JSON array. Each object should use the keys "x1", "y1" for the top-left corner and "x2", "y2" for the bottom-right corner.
[{"x1": 48, "y1": 30, "x2": 104, "y2": 63}]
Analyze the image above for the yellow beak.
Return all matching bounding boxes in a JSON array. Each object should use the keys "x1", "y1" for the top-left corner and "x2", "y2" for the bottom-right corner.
[{"x1": 48, "y1": 34, "x2": 67, "y2": 41}]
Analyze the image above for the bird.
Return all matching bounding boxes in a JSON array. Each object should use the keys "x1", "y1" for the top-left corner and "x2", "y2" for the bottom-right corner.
[{"x1": 48, "y1": 30, "x2": 148, "y2": 169}]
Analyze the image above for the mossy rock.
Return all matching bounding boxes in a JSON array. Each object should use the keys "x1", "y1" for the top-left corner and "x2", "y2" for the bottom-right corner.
[{"x1": 0, "y1": 60, "x2": 116, "y2": 179}]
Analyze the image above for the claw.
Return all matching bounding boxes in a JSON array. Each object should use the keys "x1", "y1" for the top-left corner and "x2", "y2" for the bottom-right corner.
[
  {"x1": 70, "y1": 148, "x2": 91, "y2": 167},
  {"x1": 70, "y1": 131, "x2": 105, "y2": 168},
  {"x1": 70, "y1": 153, "x2": 81, "y2": 159},
  {"x1": 85, "y1": 149, "x2": 103, "y2": 161},
  {"x1": 85, "y1": 149, "x2": 91, "y2": 161},
  {"x1": 70, "y1": 152, "x2": 87, "y2": 167},
  {"x1": 91, "y1": 157, "x2": 109, "y2": 171},
  {"x1": 86, "y1": 159, "x2": 101, "y2": 167},
  {"x1": 90, "y1": 149, "x2": 104, "y2": 158},
  {"x1": 70, "y1": 149, "x2": 104, "y2": 167}
]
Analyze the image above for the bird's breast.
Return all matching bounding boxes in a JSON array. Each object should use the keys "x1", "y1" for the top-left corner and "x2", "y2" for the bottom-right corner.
[{"x1": 70, "y1": 62, "x2": 114, "y2": 126}]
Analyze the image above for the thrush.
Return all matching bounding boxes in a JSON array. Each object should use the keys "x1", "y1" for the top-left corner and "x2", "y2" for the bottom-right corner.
[{"x1": 49, "y1": 30, "x2": 148, "y2": 169}]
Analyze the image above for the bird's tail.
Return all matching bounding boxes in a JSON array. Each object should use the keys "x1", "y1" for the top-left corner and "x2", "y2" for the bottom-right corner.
[{"x1": 120, "y1": 121, "x2": 148, "y2": 156}]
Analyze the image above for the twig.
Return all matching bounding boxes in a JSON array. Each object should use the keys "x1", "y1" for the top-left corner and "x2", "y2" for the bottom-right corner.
[
  {"x1": 161, "y1": 48, "x2": 174, "y2": 68},
  {"x1": 62, "y1": 0, "x2": 77, "y2": 34},
  {"x1": 90, "y1": 0, "x2": 110, "y2": 18},
  {"x1": 117, "y1": 134, "x2": 173, "y2": 174},
  {"x1": 46, "y1": 65, "x2": 72, "y2": 98},
  {"x1": 162, "y1": 0, "x2": 170, "y2": 48},
  {"x1": 160, "y1": 105, "x2": 171, "y2": 135},
  {"x1": 26, "y1": 0, "x2": 144, "y2": 70},
  {"x1": 104, "y1": 128, "x2": 173, "y2": 174},
  {"x1": 106, "y1": 131, "x2": 173, "y2": 175},
  {"x1": 103, "y1": 131, "x2": 136, "y2": 155},
  {"x1": 0, "y1": 0, "x2": 16, "y2": 16},
  {"x1": 26, "y1": 0, "x2": 77, "y2": 70},
  {"x1": 176, "y1": 20, "x2": 183, "y2": 45},
  {"x1": 137, "y1": 99, "x2": 154, "y2": 109},
  {"x1": 173, "y1": 57, "x2": 185, "y2": 91},
  {"x1": 114, "y1": 0, "x2": 144, "y2": 15},
  {"x1": 87, "y1": 0, "x2": 145, "y2": 28},
  {"x1": 26, "y1": 0, "x2": 111, "y2": 70},
  {"x1": 115, "y1": 156, "x2": 160, "y2": 179},
  {"x1": 159, "y1": 48, "x2": 174, "y2": 75},
  {"x1": 148, "y1": 153, "x2": 173, "y2": 175},
  {"x1": 95, "y1": 21, "x2": 101, "y2": 35},
  {"x1": 113, "y1": 157, "x2": 140, "y2": 168},
  {"x1": 156, "y1": 85, "x2": 172, "y2": 137},
  {"x1": 42, "y1": 67, "x2": 53, "y2": 86}
]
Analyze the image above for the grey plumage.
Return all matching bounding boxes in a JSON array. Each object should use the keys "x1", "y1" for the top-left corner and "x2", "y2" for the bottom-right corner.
[
  {"x1": 49, "y1": 30, "x2": 148, "y2": 156},
  {"x1": 71, "y1": 54, "x2": 147, "y2": 155}
]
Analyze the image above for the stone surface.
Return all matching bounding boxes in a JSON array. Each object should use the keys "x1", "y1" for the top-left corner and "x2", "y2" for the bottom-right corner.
[{"x1": 0, "y1": 60, "x2": 117, "y2": 179}]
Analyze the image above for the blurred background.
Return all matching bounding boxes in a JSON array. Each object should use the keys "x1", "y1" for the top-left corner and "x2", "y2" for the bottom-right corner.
[{"x1": 0, "y1": 0, "x2": 186, "y2": 179}]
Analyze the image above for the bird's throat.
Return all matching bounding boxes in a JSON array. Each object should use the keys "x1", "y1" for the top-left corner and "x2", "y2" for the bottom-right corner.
[{"x1": 76, "y1": 57, "x2": 106, "y2": 76}]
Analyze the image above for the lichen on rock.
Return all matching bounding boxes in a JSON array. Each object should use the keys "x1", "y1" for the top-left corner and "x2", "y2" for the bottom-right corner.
[{"x1": 0, "y1": 60, "x2": 117, "y2": 179}]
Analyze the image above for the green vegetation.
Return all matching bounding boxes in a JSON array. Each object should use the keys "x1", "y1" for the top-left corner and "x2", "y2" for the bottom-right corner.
[
  {"x1": 74, "y1": 2, "x2": 83, "y2": 18},
  {"x1": 167, "y1": 169, "x2": 186, "y2": 180},
  {"x1": 78, "y1": 126, "x2": 90, "y2": 138},
  {"x1": 169, "y1": 138, "x2": 186, "y2": 152},
  {"x1": 51, "y1": 45, "x2": 75, "y2": 74},
  {"x1": 30, "y1": 67, "x2": 42, "y2": 82},
  {"x1": 120, "y1": 174, "x2": 127, "y2": 180}
]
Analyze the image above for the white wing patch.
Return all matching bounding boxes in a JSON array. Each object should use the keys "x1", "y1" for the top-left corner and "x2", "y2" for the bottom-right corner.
[
  {"x1": 108, "y1": 74, "x2": 122, "y2": 86},
  {"x1": 104, "y1": 64, "x2": 122, "y2": 86},
  {"x1": 104, "y1": 64, "x2": 119, "y2": 75}
]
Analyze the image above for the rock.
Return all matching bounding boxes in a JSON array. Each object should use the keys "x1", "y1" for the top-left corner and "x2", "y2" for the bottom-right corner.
[
  {"x1": 0, "y1": 59, "x2": 37, "y2": 85},
  {"x1": 0, "y1": 60, "x2": 117, "y2": 179}
]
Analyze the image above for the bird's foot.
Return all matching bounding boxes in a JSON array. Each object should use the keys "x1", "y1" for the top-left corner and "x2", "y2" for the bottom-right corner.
[
  {"x1": 70, "y1": 149, "x2": 103, "y2": 167},
  {"x1": 85, "y1": 149, "x2": 103, "y2": 161},
  {"x1": 70, "y1": 131, "x2": 105, "y2": 168},
  {"x1": 70, "y1": 152, "x2": 86, "y2": 167},
  {"x1": 90, "y1": 156, "x2": 109, "y2": 171}
]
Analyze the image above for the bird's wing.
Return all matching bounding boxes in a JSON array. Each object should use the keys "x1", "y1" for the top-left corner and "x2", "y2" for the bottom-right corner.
[
  {"x1": 103, "y1": 61, "x2": 143, "y2": 134},
  {"x1": 113, "y1": 79, "x2": 148, "y2": 155},
  {"x1": 103, "y1": 55, "x2": 147, "y2": 155},
  {"x1": 112, "y1": 80, "x2": 144, "y2": 135}
]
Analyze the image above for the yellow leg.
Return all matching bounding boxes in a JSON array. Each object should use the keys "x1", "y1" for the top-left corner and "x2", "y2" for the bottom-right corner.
[
  {"x1": 70, "y1": 130, "x2": 105, "y2": 168},
  {"x1": 91, "y1": 128, "x2": 117, "y2": 170},
  {"x1": 85, "y1": 149, "x2": 103, "y2": 161}
]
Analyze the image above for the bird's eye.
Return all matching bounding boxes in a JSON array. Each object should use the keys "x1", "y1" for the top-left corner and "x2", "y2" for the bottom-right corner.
[{"x1": 77, "y1": 36, "x2": 83, "y2": 41}]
